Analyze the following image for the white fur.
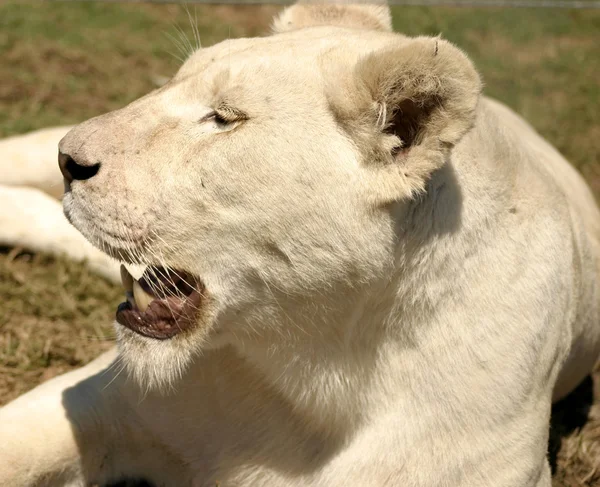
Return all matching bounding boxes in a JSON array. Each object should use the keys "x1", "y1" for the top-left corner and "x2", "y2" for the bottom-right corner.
[
  {"x1": 0, "y1": 126, "x2": 120, "y2": 282},
  {"x1": 0, "y1": 4, "x2": 599, "y2": 486}
]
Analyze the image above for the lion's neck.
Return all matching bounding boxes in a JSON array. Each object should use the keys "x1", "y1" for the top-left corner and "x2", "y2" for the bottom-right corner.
[
  {"x1": 228, "y1": 164, "x2": 471, "y2": 438},
  {"x1": 233, "y1": 290, "x2": 419, "y2": 438}
]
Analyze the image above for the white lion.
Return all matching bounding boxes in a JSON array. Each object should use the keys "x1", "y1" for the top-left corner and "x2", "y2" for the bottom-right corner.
[{"x1": 0, "y1": 3, "x2": 599, "y2": 486}]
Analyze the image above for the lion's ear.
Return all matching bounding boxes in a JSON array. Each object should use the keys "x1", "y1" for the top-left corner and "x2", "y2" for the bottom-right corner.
[
  {"x1": 330, "y1": 37, "x2": 482, "y2": 204},
  {"x1": 272, "y1": 1, "x2": 392, "y2": 33}
]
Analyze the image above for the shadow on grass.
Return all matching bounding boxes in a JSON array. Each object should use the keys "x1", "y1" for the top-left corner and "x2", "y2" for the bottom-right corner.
[
  {"x1": 549, "y1": 375, "x2": 595, "y2": 475},
  {"x1": 106, "y1": 480, "x2": 155, "y2": 487}
]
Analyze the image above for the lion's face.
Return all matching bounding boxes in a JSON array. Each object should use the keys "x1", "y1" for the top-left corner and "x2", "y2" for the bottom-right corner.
[{"x1": 58, "y1": 10, "x2": 480, "y2": 388}]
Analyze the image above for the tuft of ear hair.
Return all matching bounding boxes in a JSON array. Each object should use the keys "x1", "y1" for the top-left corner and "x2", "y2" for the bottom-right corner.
[
  {"x1": 272, "y1": 1, "x2": 392, "y2": 33},
  {"x1": 329, "y1": 37, "x2": 482, "y2": 204}
]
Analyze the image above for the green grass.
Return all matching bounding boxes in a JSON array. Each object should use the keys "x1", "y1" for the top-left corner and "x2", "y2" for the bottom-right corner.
[
  {"x1": 0, "y1": 3, "x2": 599, "y2": 485},
  {"x1": 0, "y1": 3, "x2": 276, "y2": 134}
]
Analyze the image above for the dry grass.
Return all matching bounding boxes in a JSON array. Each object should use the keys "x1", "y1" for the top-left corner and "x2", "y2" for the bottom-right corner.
[
  {"x1": 0, "y1": 249, "x2": 120, "y2": 401},
  {"x1": 0, "y1": 3, "x2": 599, "y2": 486}
]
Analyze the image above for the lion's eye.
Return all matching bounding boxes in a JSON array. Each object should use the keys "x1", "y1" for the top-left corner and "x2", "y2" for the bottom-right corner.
[
  {"x1": 202, "y1": 111, "x2": 229, "y2": 126},
  {"x1": 200, "y1": 106, "x2": 246, "y2": 127}
]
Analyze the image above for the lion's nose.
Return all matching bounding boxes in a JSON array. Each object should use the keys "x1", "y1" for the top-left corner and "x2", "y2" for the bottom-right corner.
[{"x1": 58, "y1": 151, "x2": 101, "y2": 191}]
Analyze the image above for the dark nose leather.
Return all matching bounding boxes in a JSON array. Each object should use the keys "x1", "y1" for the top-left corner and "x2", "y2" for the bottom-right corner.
[{"x1": 58, "y1": 151, "x2": 101, "y2": 191}]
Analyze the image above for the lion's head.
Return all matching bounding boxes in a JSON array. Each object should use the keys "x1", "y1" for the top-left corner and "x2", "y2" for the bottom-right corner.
[{"x1": 58, "y1": 3, "x2": 481, "y2": 389}]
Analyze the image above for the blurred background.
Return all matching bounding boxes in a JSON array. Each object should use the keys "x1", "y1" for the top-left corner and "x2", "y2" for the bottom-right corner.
[{"x1": 0, "y1": 2, "x2": 598, "y2": 485}]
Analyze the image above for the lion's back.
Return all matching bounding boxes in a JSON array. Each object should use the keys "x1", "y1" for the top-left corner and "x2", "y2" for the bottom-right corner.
[{"x1": 475, "y1": 96, "x2": 600, "y2": 400}]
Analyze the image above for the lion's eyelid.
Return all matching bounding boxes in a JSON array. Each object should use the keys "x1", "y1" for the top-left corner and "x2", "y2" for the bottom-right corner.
[
  {"x1": 216, "y1": 104, "x2": 248, "y2": 122},
  {"x1": 198, "y1": 105, "x2": 247, "y2": 125}
]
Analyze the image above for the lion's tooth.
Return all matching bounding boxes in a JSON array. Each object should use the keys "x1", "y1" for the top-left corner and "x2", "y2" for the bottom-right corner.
[
  {"x1": 123, "y1": 263, "x2": 147, "y2": 281},
  {"x1": 133, "y1": 280, "x2": 154, "y2": 313},
  {"x1": 120, "y1": 265, "x2": 134, "y2": 293}
]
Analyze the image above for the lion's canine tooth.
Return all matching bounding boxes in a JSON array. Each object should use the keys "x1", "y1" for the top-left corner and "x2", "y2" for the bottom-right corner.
[
  {"x1": 123, "y1": 263, "x2": 147, "y2": 281},
  {"x1": 133, "y1": 280, "x2": 154, "y2": 313},
  {"x1": 120, "y1": 265, "x2": 134, "y2": 293}
]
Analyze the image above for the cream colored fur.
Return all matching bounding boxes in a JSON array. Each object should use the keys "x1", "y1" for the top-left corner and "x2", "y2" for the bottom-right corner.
[
  {"x1": 1, "y1": 3, "x2": 599, "y2": 486},
  {"x1": 0, "y1": 127, "x2": 120, "y2": 282}
]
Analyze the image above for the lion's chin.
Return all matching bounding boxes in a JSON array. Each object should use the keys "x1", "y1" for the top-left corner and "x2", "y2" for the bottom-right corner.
[
  {"x1": 113, "y1": 327, "x2": 196, "y2": 392},
  {"x1": 112, "y1": 264, "x2": 215, "y2": 392},
  {"x1": 114, "y1": 318, "x2": 216, "y2": 393},
  {"x1": 116, "y1": 264, "x2": 205, "y2": 340}
]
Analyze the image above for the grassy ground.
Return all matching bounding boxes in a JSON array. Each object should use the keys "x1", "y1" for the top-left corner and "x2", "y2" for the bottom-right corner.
[{"x1": 0, "y1": 2, "x2": 599, "y2": 485}]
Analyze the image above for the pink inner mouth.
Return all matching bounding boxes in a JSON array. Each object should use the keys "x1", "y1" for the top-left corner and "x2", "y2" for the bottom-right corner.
[{"x1": 116, "y1": 265, "x2": 204, "y2": 340}]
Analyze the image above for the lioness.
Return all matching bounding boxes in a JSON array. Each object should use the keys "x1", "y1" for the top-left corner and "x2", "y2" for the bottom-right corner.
[{"x1": 1, "y1": 3, "x2": 599, "y2": 486}]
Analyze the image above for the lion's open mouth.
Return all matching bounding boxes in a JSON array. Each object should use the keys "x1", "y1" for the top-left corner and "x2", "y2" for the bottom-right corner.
[{"x1": 116, "y1": 264, "x2": 204, "y2": 340}]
